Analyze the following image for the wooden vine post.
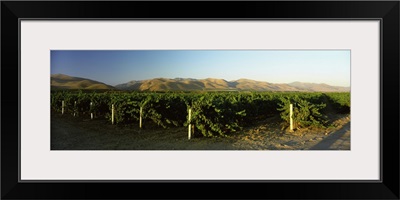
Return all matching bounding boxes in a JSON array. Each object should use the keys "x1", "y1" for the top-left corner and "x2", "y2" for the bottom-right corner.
[
  {"x1": 188, "y1": 108, "x2": 192, "y2": 140},
  {"x1": 74, "y1": 101, "x2": 77, "y2": 117},
  {"x1": 111, "y1": 104, "x2": 115, "y2": 125},
  {"x1": 61, "y1": 100, "x2": 65, "y2": 115},
  {"x1": 139, "y1": 106, "x2": 143, "y2": 128},
  {"x1": 90, "y1": 102, "x2": 93, "y2": 120},
  {"x1": 289, "y1": 103, "x2": 293, "y2": 132}
]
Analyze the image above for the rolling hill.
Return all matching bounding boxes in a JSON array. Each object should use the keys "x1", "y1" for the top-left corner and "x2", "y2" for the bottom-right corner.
[
  {"x1": 51, "y1": 74, "x2": 350, "y2": 92},
  {"x1": 288, "y1": 82, "x2": 350, "y2": 92},
  {"x1": 116, "y1": 77, "x2": 350, "y2": 92},
  {"x1": 51, "y1": 74, "x2": 116, "y2": 90}
]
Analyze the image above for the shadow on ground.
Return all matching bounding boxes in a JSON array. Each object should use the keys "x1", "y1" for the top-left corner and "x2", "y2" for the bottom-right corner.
[{"x1": 308, "y1": 122, "x2": 350, "y2": 150}]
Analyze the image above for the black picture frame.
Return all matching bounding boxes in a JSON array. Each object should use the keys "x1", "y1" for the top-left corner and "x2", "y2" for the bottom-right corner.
[{"x1": 2, "y1": 1, "x2": 399, "y2": 199}]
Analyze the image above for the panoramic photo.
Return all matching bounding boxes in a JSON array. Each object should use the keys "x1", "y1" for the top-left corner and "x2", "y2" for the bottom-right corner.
[{"x1": 50, "y1": 50, "x2": 350, "y2": 150}]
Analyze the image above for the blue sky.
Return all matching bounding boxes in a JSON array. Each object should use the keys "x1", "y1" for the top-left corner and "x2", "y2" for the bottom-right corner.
[{"x1": 51, "y1": 50, "x2": 350, "y2": 87}]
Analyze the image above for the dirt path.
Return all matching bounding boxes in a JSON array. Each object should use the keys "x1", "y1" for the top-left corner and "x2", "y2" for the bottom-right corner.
[
  {"x1": 51, "y1": 112, "x2": 350, "y2": 150},
  {"x1": 309, "y1": 122, "x2": 350, "y2": 150},
  {"x1": 230, "y1": 116, "x2": 350, "y2": 150}
]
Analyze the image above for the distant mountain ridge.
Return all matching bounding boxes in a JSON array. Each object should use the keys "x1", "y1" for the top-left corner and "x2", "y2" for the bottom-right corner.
[
  {"x1": 115, "y1": 77, "x2": 350, "y2": 92},
  {"x1": 51, "y1": 74, "x2": 350, "y2": 92}
]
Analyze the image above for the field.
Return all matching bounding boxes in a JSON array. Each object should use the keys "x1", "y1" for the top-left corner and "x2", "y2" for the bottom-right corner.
[{"x1": 51, "y1": 91, "x2": 350, "y2": 150}]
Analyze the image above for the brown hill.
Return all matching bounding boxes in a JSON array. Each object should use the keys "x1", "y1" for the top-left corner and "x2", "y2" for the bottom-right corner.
[
  {"x1": 116, "y1": 78, "x2": 350, "y2": 92},
  {"x1": 51, "y1": 74, "x2": 350, "y2": 92},
  {"x1": 235, "y1": 79, "x2": 302, "y2": 91},
  {"x1": 51, "y1": 74, "x2": 115, "y2": 90},
  {"x1": 288, "y1": 82, "x2": 350, "y2": 92}
]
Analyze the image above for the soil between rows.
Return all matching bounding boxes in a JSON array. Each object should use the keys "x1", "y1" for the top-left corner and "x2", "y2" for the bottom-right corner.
[{"x1": 51, "y1": 112, "x2": 350, "y2": 150}]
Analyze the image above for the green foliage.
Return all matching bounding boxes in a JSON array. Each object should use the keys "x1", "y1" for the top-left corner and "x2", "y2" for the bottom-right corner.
[
  {"x1": 188, "y1": 94, "x2": 247, "y2": 137},
  {"x1": 325, "y1": 92, "x2": 350, "y2": 113},
  {"x1": 51, "y1": 90, "x2": 350, "y2": 136},
  {"x1": 277, "y1": 95, "x2": 328, "y2": 128}
]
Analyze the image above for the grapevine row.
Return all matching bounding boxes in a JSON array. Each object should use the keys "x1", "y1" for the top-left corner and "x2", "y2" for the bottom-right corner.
[{"x1": 51, "y1": 91, "x2": 350, "y2": 137}]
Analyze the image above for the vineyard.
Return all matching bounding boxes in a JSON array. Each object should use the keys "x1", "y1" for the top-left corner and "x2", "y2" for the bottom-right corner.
[{"x1": 51, "y1": 91, "x2": 350, "y2": 137}]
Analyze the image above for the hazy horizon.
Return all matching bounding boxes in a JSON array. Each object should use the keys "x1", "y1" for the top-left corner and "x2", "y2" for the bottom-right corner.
[{"x1": 51, "y1": 50, "x2": 351, "y2": 87}]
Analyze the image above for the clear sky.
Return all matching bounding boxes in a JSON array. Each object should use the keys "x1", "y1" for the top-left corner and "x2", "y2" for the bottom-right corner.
[{"x1": 51, "y1": 50, "x2": 350, "y2": 87}]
